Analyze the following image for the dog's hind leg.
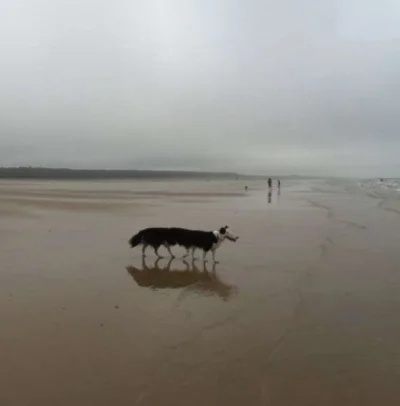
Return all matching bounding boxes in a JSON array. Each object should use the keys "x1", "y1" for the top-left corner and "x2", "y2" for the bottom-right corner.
[
  {"x1": 142, "y1": 244, "x2": 148, "y2": 257},
  {"x1": 165, "y1": 244, "x2": 175, "y2": 258},
  {"x1": 202, "y1": 250, "x2": 208, "y2": 262},
  {"x1": 141, "y1": 255, "x2": 149, "y2": 269},
  {"x1": 166, "y1": 257, "x2": 174, "y2": 270},
  {"x1": 191, "y1": 258, "x2": 199, "y2": 272},
  {"x1": 182, "y1": 247, "x2": 190, "y2": 258},
  {"x1": 154, "y1": 246, "x2": 163, "y2": 258},
  {"x1": 182, "y1": 258, "x2": 190, "y2": 270}
]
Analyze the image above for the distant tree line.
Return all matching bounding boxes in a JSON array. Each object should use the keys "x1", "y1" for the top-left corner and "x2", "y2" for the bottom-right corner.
[{"x1": 0, "y1": 167, "x2": 257, "y2": 180}]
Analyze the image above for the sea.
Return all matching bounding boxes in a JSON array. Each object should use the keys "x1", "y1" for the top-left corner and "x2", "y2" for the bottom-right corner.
[{"x1": 358, "y1": 178, "x2": 400, "y2": 198}]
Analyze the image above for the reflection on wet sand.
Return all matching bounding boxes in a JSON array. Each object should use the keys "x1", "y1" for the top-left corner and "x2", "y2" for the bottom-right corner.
[
  {"x1": 126, "y1": 257, "x2": 237, "y2": 301},
  {"x1": 267, "y1": 187, "x2": 282, "y2": 204}
]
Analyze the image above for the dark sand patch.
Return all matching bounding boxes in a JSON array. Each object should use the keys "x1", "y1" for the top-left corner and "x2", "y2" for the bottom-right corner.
[
  {"x1": 0, "y1": 187, "x2": 246, "y2": 200},
  {"x1": 0, "y1": 206, "x2": 36, "y2": 218},
  {"x1": 0, "y1": 197, "x2": 142, "y2": 213}
]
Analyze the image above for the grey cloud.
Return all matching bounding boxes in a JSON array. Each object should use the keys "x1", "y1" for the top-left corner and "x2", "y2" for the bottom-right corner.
[{"x1": 1, "y1": 0, "x2": 400, "y2": 177}]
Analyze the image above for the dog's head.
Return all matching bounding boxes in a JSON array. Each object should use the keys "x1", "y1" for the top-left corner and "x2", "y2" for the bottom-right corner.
[{"x1": 219, "y1": 225, "x2": 239, "y2": 242}]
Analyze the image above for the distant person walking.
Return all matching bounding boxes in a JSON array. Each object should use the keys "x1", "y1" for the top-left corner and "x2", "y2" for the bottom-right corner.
[
  {"x1": 268, "y1": 177, "x2": 272, "y2": 188},
  {"x1": 278, "y1": 179, "x2": 281, "y2": 188}
]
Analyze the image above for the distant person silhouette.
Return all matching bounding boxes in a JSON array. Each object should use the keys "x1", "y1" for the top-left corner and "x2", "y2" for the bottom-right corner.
[
  {"x1": 268, "y1": 178, "x2": 272, "y2": 188},
  {"x1": 278, "y1": 179, "x2": 281, "y2": 188}
]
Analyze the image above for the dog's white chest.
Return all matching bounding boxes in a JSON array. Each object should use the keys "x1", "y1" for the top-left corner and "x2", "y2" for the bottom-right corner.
[
  {"x1": 212, "y1": 240, "x2": 223, "y2": 250},
  {"x1": 212, "y1": 231, "x2": 223, "y2": 251}
]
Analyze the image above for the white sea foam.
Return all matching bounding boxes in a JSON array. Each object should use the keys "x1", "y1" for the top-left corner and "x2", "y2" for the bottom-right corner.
[{"x1": 358, "y1": 178, "x2": 400, "y2": 198}]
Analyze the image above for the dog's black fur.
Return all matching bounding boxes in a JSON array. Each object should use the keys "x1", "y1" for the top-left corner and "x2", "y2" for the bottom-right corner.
[{"x1": 129, "y1": 226, "x2": 236, "y2": 258}]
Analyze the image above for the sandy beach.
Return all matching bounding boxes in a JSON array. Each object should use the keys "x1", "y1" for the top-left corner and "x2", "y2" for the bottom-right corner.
[{"x1": 1, "y1": 178, "x2": 400, "y2": 406}]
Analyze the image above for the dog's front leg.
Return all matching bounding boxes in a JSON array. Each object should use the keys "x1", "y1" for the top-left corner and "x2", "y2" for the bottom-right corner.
[
  {"x1": 211, "y1": 249, "x2": 219, "y2": 264},
  {"x1": 202, "y1": 250, "x2": 207, "y2": 262}
]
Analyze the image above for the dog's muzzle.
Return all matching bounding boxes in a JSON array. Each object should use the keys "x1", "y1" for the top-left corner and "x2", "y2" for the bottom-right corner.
[{"x1": 226, "y1": 236, "x2": 239, "y2": 242}]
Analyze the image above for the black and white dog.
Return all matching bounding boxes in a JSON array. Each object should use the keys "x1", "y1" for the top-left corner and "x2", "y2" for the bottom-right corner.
[{"x1": 129, "y1": 226, "x2": 238, "y2": 263}]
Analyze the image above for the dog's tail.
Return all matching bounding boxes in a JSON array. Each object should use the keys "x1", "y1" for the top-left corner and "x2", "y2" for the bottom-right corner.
[{"x1": 129, "y1": 231, "x2": 143, "y2": 248}]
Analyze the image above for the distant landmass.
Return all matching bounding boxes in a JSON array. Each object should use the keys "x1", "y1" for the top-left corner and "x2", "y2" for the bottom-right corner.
[{"x1": 0, "y1": 167, "x2": 266, "y2": 180}]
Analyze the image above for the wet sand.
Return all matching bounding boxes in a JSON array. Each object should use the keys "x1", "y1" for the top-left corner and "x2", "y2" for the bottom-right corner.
[{"x1": 1, "y1": 178, "x2": 400, "y2": 405}]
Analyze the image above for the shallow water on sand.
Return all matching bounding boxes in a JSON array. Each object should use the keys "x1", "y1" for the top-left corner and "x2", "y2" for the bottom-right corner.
[{"x1": 1, "y1": 179, "x2": 400, "y2": 405}]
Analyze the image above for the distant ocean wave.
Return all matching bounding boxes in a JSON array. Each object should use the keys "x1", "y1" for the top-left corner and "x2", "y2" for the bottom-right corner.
[{"x1": 358, "y1": 178, "x2": 400, "y2": 198}]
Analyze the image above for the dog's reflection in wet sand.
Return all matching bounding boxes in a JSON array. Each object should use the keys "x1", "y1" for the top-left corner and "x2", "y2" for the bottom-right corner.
[{"x1": 126, "y1": 257, "x2": 237, "y2": 301}]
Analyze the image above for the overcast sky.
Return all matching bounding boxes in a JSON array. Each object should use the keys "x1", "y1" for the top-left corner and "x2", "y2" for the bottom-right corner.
[{"x1": 1, "y1": 0, "x2": 400, "y2": 177}]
